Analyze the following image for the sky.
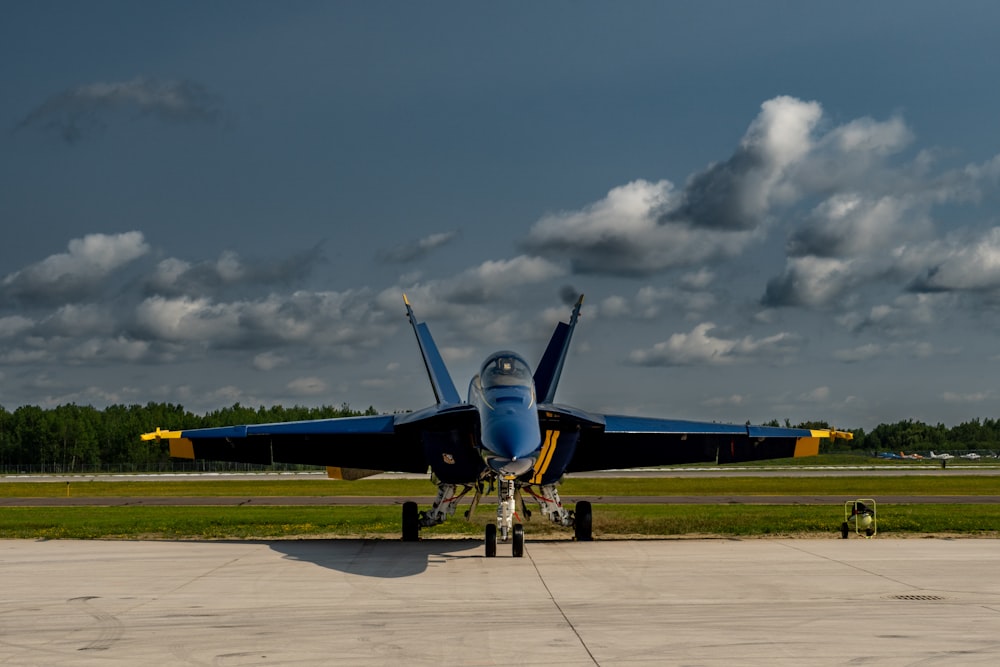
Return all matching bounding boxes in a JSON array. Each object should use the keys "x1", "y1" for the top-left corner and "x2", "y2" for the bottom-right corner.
[{"x1": 3, "y1": 1, "x2": 1000, "y2": 431}]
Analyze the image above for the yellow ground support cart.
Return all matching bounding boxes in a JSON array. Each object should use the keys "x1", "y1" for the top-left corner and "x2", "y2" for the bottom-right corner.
[{"x1": 841, "y1": 499, "x2": 877, "y2": 539}]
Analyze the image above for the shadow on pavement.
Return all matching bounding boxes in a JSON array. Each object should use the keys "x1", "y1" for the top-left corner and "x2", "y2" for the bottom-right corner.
[{"x1": 267, "y1": 538, "x2": 484, "y2": 577}]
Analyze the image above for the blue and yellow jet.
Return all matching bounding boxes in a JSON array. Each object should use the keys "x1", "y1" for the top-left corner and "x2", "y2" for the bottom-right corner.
[{"x1": 143, "y1": 295, "x2": 850, "y2": 557}]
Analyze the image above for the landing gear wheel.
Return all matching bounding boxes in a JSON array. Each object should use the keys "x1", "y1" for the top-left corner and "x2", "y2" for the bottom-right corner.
[
  {"x1": 512, "y1": 524, "x2": 524, "y2": 558},
  {"x1": 402, "y1": 501, "x2": 419, "y2": 542},
  {"x1": 574, "y1": 500, "x2": 593, "y2": 541},
  {"x1": 841, "y1": 521, "x2": 849, "y2": 539},
  {"x1": 485, "y1": 523, "x2": 497, "y2": 557}
]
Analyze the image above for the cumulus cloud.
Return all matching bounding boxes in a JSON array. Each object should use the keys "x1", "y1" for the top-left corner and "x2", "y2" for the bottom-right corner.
[
  {"x1": 598, "y1": 279, "x2": 716, "y2": 320},
  {"x1": 801, "y1": 386, "x2": 831, "y2": 402},
  {"x1": 378, "y1": 231, "x2": 460, "y2": 263},
  {"x1": 145, "y1": 246, "x2": 323, "y2": 297},
  {"x1": 0, "y1": 315, "x2": 34, "y2": 339},
  {"x1": 253, "y1": 352, "x2": 287, "y2": 371},
  {"x1": 522, "y1": 179, "x2": 757, "y2": 275},
  {"x1": 17, "y1": 77, "x2": 225, "y2": 143},
  {"x1": 385, "y1": 255, "x2": 565, "y2": 312},
  {"x1": 833, "y1": 340, "x2": 933, "y2": 363},
  {"x1": 519, "y1": 94, "x2": 1000, "y2": 320},
  {"x1": 627, "y1": 322, "x2": 799, "y2": 366},
  {"x1": 909, "y1": 227, "x2": 1000, "y2": 293},
  {"x1": 942, "y1": 391, "x2": 993, "y2": 404},
  {"x1": 787, "y1": 194, "x2": 928, "y2": 259},
  {"x1": 520, "y1": 97, "x2": 921, "y2": 279},
  {"x1": 131, "y1": 288, "x2": 387, "y2": 359},
  {"x1": 833, "y1": 344, "x2": 883, "y2": 363},
  {"x1": 2, "y1": 232, "x2": 149, "y2": 304},
  {"x1": 664, "y1": 96, "x2": 822, "y2": 230},
  {"x1": 66, "y1": 336, "x2": 150, "y2": 364},
  {"x1": 761, "y1": 256, "x2": 858, "y2": 308},
  {"x1": 287, "y1": 377, "x2": 328, "y2": 396}
]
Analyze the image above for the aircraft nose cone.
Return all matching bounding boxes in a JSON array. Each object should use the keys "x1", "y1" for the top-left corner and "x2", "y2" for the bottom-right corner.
[
  {"x1": 485, "y1": 455, "x2": 536, "y2": 477},
  {"x1": 485, "y1": 414, "x2": 538, "y2": 460}
]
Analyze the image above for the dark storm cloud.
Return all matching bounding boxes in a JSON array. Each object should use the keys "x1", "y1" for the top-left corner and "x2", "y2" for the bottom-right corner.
[{"x1": 16, "y1": 77, "x2": 226, "y2": 143}]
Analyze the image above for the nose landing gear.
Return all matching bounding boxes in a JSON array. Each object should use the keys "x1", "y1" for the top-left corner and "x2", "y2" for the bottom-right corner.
[{"x1": 485, "y1": 478, "x2": 526, "y2": 557}]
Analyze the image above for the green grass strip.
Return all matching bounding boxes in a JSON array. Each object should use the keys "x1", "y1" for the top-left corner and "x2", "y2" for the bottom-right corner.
[
  {"x1": 2, "y1": 475, "x2": 998, "y2": 498},
  {"x1": 2, "y1": 504, "x2": 998, "y2": 540}
]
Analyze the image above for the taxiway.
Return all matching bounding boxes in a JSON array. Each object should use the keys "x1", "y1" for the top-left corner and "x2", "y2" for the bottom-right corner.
[{"x1": 1, "y1": 538, "x2": 998, "y2": 665}]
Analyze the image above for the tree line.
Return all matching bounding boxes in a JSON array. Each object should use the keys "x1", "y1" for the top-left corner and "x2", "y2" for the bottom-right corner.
[
  {"x1": 0, "y1": 402, "x2": 376, "y2": 473},
  {"x1": 765, "y1": 417, "x2": 1000, "y2": 455},
  {"x1": 1, "y1": 403, "x2": 996, "y2": 473}
]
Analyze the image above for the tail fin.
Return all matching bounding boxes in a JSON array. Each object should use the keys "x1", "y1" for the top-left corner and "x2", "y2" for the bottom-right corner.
[
  {"x1": 404, "y1": 295, "x2": 461, "y2": 405},
  {"x1": 534, "y1": 294, "x2": 584, "y2": 404}
]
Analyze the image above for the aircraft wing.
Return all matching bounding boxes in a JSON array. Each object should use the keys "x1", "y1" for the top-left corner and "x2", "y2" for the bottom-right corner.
[
  {"x1": 141, "y1": 404, "x2": 479, "y2": 477},
  {"x1": 537, "y1": 407, "x2": 850, "y2": 473}
]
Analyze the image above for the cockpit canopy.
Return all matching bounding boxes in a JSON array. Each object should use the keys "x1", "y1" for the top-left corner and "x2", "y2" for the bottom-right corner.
[{"x1": 480, "y1": 351, "x2": 533, "y2": 390}]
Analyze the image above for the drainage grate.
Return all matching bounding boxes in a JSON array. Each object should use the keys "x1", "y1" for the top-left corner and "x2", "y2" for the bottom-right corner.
[{"x1": 888, "y1": 594, "x2": 947, "y2": 601}]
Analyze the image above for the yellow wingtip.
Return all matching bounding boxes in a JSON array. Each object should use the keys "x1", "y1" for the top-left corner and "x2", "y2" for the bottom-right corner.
[{"x1": 140, "y1": 427, "x2": 182, "y2": 441}]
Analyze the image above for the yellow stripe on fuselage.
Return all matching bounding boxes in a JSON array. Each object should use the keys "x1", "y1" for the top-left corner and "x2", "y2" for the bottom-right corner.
[{"x1": 531, "y1": 430, "x2": 559, "y2": 484}]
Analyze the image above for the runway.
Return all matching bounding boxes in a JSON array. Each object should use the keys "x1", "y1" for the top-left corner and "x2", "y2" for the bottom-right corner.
[{"x1": 2, "y1": 538, "x2": 998, "y2": 666}]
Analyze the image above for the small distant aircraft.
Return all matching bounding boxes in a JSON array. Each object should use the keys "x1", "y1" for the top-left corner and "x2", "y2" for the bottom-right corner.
[
  {"x1": 143, "y1": 296, "x2": 851, "y2": 556},
  {"x1": 961, "y1": 452, "x2": 981, "y2": 460},
  {"x1": 929, "y1": 451, "x2": 954, "y2": 460}
]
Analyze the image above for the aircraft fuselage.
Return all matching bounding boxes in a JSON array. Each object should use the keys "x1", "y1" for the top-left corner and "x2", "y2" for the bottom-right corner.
[{"x1": 469, "y1": 350, "x2": 542, "y2": 479}]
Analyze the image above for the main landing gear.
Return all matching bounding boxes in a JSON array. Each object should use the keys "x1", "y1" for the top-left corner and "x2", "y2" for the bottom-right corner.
[
  {"x1": 401, "y1": 480, "x2": 594, "y2": 554},
  {"x1": 481, "y1": 480, "x2": 592, "y2": 557},
  {"x1": 484, "y1": 478, "x2": 522, "y2": 557}
]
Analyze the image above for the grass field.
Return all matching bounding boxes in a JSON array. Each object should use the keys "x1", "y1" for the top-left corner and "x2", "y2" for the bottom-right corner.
[
  {"x1": 2, "y1": 473, "x2": 998, "y2": 539},
  {"x1": 3, "y1": 474, "x2": 999, "y2": 498},
  {"x1": 2, "y1": 504, "x2": 998, "y2": 540}
]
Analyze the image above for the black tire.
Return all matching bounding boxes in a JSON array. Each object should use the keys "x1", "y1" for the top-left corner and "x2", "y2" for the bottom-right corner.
[
  {"x1": 485, "y1": 523, "x2": 497, "y2": 557},
  {"x1": 574, "y1": 500, "x2": 593, "y2": 541},
  {"x1": 865, "y1": 528, "x2": 874, "y2": 537},
  {"x1": 402, "y1": 501, "x2": 419, "y2": 542},
  {"x1": 512, "y1": 524, "x2": 524, "y2": 558},
  {"x1": 841, "y1": 521, "x2": 849, "y2": 539}
]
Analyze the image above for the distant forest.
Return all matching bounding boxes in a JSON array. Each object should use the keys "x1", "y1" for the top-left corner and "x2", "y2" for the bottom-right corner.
[
  {"x1": 0, "y1": 402, "x2": 376, "y2": 473},
  {"x1": 0, "y1": 402, "x2": 997, "y2": 473}
]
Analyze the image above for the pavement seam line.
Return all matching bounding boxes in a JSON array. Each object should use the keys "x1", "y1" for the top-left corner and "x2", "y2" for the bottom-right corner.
[{"x1": 526, "y1": 547, "x2": 600, "y2": 666}]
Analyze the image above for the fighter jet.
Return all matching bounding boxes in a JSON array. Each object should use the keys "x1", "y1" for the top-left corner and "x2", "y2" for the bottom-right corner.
[{"x1": 143, "y1": 296, "x2": 850, "y2": 557}]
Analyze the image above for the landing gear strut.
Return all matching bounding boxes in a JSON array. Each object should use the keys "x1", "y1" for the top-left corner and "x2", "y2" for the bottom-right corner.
[{"x1": 484, "y1": 478, "x2": 525, "y2": 557}]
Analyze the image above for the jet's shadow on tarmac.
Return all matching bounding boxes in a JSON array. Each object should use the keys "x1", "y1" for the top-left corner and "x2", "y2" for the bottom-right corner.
[{"x1": 267, "y1": 538, "x2": 484, "y2": 577}]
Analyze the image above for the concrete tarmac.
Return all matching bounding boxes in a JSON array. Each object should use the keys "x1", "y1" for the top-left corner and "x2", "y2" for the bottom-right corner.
[{"x1": 1, "y1": 538, "x2": 999, "y2": 666}]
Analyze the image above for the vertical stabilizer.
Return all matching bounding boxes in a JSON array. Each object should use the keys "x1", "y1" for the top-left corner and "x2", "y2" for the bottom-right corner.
[
  {"x1": 404, "y1": 295, "x2": 461, "y2": 405},
  {"x1": 534, "y1": 295, "x2": 584, "y2": 404}
]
